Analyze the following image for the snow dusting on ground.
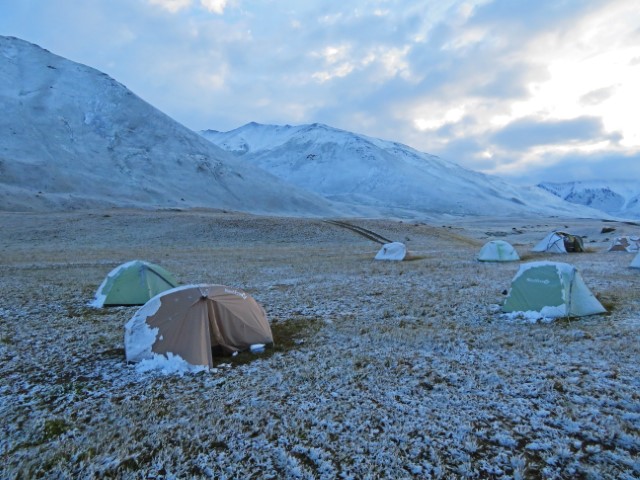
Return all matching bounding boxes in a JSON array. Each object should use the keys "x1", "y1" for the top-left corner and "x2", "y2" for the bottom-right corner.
[{"x1": 1, "y1": 210, "x2": 639, "y2": 478}]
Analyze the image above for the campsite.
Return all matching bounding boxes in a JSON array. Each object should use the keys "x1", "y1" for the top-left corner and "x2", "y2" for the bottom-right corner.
[{"x1": 1, "y1": 209, "x2": 639, "y2": 479}]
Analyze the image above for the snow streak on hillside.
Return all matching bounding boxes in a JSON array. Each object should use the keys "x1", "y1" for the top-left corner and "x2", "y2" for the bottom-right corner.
[
  {"x1": 0, "y1": 36, "x2": 338, "y2": 216},
  {"x1": 202, "y1": 123, "x2": 604, "y2": 218},
  {"x1": 538, "y1": 181, "x2": 640, "y2": 219}
]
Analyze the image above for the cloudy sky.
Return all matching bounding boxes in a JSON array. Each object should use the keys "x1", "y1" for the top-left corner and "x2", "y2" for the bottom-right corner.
[{"x1": 2, "y1": 0, "x2": 639, "y2": 184}]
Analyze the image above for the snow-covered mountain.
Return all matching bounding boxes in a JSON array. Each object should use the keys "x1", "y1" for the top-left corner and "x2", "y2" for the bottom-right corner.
[
  {"x1": 0, "y1": 36, "x2": 339, "y2": 216},
  {"x1": 538, "y1": 181, "x2": 640, "y2": 219},
  {"x1": 201, "y1": 122, "x2": 604, "y2": 218}
]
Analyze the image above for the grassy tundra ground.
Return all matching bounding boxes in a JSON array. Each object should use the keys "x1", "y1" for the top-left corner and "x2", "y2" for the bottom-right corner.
[{"x1": 1, "y1": 209, "x2": 639, "y2": 479}]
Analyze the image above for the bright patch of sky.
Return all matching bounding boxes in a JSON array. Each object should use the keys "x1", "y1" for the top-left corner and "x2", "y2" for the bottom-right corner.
[{"x1": 1, "y1": 0, "x2": 638, "y2": 183}]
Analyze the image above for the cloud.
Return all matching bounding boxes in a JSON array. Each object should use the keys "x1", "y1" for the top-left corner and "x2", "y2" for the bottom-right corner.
[
  {"x1": 2, "y1": 0, "x2": 639, "y2": 185},
  {"x1": 580, "y1": 86, "x2": 618, "y2": 106},
  {"x1": 490, "y1": 116, "x2": 617, "y2": 150},
  {"x1": 469, "y1": 0, "x2": 603, "y2": 34},
  {"x1": 200, "y1": 0, "x2": 228, "y2": 14},
  {"x1": 147, "y1": 0, "x2": 228, "y2": 14},
  {"x1": 511, "y1": 151, "x2": 640, "y2": 183},
  {"x1": 148, "y1": 0, "x2": 192, "y2": 13}
]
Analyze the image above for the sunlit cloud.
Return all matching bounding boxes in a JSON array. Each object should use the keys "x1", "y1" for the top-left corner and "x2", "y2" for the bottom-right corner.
[
  {"x1": 148, "y1": 0, "x2": 228, "y2": 14},
  {"x1": 148, "y1": 0, "x2": 191, "y2": 13},
  {"x1": 200, "y1": 0, "x2": 228, "y2": 15},
  {"x1": 311, "y1": 45, "x2": 355, "y2": 82}
]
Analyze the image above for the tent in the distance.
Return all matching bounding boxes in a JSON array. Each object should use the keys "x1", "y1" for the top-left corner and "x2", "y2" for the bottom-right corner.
[
  {"x1": 502, "y1": 261, "x2": 606, "y2": 318},
  {"x1": 374, "y1": 242, "x2": 407, "y2": 261},
  {"x1": 91, "y1": 260, "x2": 179, "y2": 307},
  {"x1": 631, "y1": 252, "x2": 640, "y2": 268},
  {"x1": 125, "y1": 284, "x2": 273, "y2": 368},
  {"x1": 477, "y1": 240, "x2": 520, "y2": 262},
  {"x1": 532, "y1": 231, "x2": 584, "y2": 253},
  {"x1": 608, "y1": 236, "x2": 640, "y2": 252}
]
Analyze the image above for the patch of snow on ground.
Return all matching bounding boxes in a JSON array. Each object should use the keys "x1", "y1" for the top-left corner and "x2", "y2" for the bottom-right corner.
[{"x1": 134, "y1": 352, "x2": 209, "y2": 376}]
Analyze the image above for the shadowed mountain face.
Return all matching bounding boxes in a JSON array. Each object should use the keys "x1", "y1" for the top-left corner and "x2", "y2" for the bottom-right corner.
[
  {"x1": 539, "y1": 181, "x2": 640, "y2": 219},
  {"x1": 0, "y1": 36, "x2": 338, "y2": 216},
  {"x1": 202, "y1": 122, "x2": 604, "y2": 218}
]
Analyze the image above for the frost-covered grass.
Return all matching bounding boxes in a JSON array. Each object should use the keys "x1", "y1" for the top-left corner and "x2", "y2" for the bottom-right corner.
[{"x1": 1, "y1": 210, "x2": 639, "y2": 479}]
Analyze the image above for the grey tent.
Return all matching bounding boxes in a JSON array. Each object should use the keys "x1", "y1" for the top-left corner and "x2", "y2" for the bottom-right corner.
[{"x1": 532, "y1": 232, "x2": 584, "y2": 253}]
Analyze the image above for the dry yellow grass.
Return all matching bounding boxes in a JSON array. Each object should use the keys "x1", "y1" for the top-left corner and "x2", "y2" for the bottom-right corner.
[{"x1": 1, "y1": 209, "x2": 639, "y2": 478}]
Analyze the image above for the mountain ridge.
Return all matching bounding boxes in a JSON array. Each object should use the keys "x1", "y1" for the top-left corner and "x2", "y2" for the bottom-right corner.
[
  {"x1": 538, "y1": 180, "x2": 640, "y2": 219},
  {"x1": 202, "y1": 122, "x2": 606, "y2": 218},
  {"x1": 0, "y1": 35, "x2": 613, "y2": 219},
  {"x1": 0, "y1": 36, "x2": 339, "y2": 216}
]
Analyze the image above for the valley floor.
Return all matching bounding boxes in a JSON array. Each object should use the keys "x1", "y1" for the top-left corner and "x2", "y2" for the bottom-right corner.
[{"x1": 1, "y1": 209, "x2": 639, "y2": 479}]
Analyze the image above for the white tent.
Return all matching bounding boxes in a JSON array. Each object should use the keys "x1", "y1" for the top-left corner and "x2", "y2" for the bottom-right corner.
[
  {"x1": 631, "y1": 253, "x2": 640, "y2": 268},
  {"x1": 608, "y1": 236, "x2": 640, "y2": 252},
  {"x1": 374, "y1": 242, "x2": 407, "y2": 261},
  {"x1": 502, "y1": 261, "x2": 606, "y2": 318},
  {"x1": 477, "y1": 240, "x2": 520, "y2": 262}
]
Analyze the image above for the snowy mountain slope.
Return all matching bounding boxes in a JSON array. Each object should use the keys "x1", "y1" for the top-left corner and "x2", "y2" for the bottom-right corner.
[
  {"x1": 202, "y1": 122, "x2": 605, "y2": 218},
  {"x1": 538, "y1": 181, "x2": 640, "y2": 219},
  {"x1": 0, "y1": 36, "x2": 339, "y2": 216}
]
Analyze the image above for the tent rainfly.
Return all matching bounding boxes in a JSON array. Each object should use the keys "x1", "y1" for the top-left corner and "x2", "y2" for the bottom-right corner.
[
  {"x1": 91, "y1": 260, "x2": 178, "y2": 307},
  {"x1": 532, "y1": 231, "x2": 584, "y2": 253},
  {"x1": 477, "y1": 240, "x2": 520, "y2": 262},
  {"x1": 125, "y1": 284, "x2": 273, "y2": 368},
  {"x1": 375, "y1": 242, "x2": 407, "y2": 261},
  {"x1": 608, "y1": 236, "x2": 640, "y2": 252},
  {"x1": 502, "y1": 261, "x2": 606, "y2": 318},
  {"x1": 631, "y1": 253, "x2": 640, "y2": 269}
]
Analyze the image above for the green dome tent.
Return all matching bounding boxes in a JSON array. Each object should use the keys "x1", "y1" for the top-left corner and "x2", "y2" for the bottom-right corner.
[
  {"x1": 503, "y1": 261, "x2": 605, "y2": 318},
  {"x1": 91, "y1": 260, "x2": 179, "y2": 307},
  {"x1": 477, "y1": 240, "x2": 520, "y2": 262}
]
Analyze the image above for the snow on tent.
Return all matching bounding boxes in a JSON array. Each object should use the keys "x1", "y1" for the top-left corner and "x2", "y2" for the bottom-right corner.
[
  {"x1": 532, "y1": 231, "x2": 584, "y2": 253},
  {"x1": 91, "y1": 260, "x2": 178, "y2": 307},
  {"x1": 631, "y1": 253, "x2": 640, "y2": 269},
  {"x1": 125, "y1": 284, "x2": 273, "y2": 368},
  {"x1": 502, "y1": 261, "x2": 606, "y2": 318},
  {"x1": 608, "y1": 236, "x2": 640, "y2": 252},
  {"x1": 477, "y1": 240, "x2": 520, "y2": 262},
  {"x1": 375, "y1": 242, "x2": 407, "y2": 261}
]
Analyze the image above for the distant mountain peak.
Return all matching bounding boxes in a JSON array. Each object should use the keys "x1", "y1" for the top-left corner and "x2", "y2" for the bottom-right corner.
[
  {"x1": 202, "y1": 122, "x2": 605, "y2": 218},
  {"x1": 538, "y1": 180, "x2": 640, "y2": 219}
]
